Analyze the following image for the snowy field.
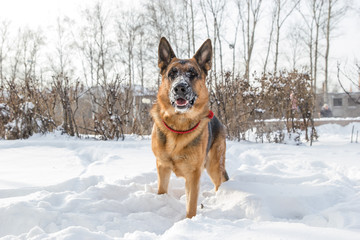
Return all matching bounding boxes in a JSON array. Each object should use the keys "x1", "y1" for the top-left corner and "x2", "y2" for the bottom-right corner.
[{"x1": 1, "y1": 123, "x2": 360, "y2": 239}]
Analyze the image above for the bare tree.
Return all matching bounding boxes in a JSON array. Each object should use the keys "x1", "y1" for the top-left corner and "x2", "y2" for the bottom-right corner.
[
  {"x1": 223, "y1": 7, "x2": 240, "y2": 81},
  {"x1": 200, "y1": 0, "x2": 226, "y2": 85},
  {"x1": 0, "y1": 20, "x2": 11, "y2": 85},
  {"x1": 189, "y1": 0, "x2": 196, "y2": 54},
  {"x1": 52, "y1": 74, "x2": 82, "y2": 137},
  {"x1": 311, "y1": 0, "x2": 325, "y2": 95},
  {"x1": 4, "y1": 28, "x2": 46, "y2": 139},
  {"x1": 116, "y1": 10, "x2": 142, "y2": 88},
  {"x1": 137, "y1": 29, "x2": 146, "y2": 92},
  {"x1": 273, "y1": 0, "x2": 300, "y2": 73},
  {"x1": 183, "y1": 0, "x2": 192, "y2": 58},
  {"x1": 236, "y1": 0, "x2": 263, "y2": 80},
  {"x1": 297, "y1": 0, "x2": 325, "y2": 94},
  {"x1": 144, "y1": 0, "x2": 165, "y2": 88},
  {"x1": 145, "y1": 0, "x2": 187, "y2": 87},
  {"x1": 337, "y1": 62, "x2": 360, "y2": 104},
  {"x1": 200, "y1": 0, "x2": 211, "y2": 39},
  {"x1": 19, "y1": 28, "x2": 44, "y2": 90},
  {"x1": 324, "y1": 0, "x2": 332, "y2": 104},
  {"x1": 285, "y1": 25, "x2": 304, "y2": 70},
  {"x1": 49, "y1": 17, "x2": 75, "y2": 76},
  {"x1": 182, "y1": 0, "x2": 199, "y2": 57},
  {"x1": 49, "y1": 17, "x2": 83, "y2": 137},
  {"x1": 78, "y1": 2, "x2": 113, "y2": 87},
  {"x1": 263, "y1": 4, "x2": 277, "y2": 74},
  {"x1": 296, "y1": 0, "x2": 325, "y2": 127},
  {"x1": 323, "y1": 0, "x2": 347, "y2": 104}
]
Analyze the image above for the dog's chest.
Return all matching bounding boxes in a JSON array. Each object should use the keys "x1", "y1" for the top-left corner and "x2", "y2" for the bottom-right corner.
[{"x1": 164, "y1": 134, "x2": 206, "y2": 165}]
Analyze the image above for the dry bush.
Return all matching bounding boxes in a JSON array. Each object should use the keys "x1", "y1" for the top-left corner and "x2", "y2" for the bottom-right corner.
[
  {"x1": 0, "y1": 74, "x2": 153, "y2": 140},
  {"x1": 0, "y1": 77, "x2": 57, "y2": 139},
  {"x1": 52, "y1": 74, "x2": 85, "y2": 137},
  {"x1": 211, "y1": 72, "x2": 260, "y2": 141},
  {"x1": 90, "y1": 76, "x2": 133, "y2": 140},
  {"x1": 1, "y1": 68, "x2": 315, "y2": 143},
  {"x1": 210, "y1": 70, "x2": 316, "y2": 143}
]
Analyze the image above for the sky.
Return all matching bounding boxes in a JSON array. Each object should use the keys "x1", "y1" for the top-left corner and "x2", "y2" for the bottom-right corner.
[
  {"x1": 0, "y1": 0, "x2": 359, "y2": 90},
  {"x1": 331, "y1": 4, "x2": 360, "y2": 63},
  {"x1": 0, "y1": 0, "x2": 133, "y2": 27},
  {"x1": 0, "y1": 0, "x2": 87, "y2": 26}
]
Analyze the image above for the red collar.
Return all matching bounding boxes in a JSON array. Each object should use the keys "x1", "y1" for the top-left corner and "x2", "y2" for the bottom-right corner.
[{"x1": 162, "y1": 110, "x2": 214, "y2": 134}]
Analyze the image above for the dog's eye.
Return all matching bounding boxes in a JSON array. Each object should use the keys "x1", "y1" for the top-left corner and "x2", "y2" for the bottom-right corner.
[
  {"x1": 187, "y1": 68, "x2": 198, "y2": 80},
  {"x1": 168, "y1": 68, "x2": 178, "y2": 79}
]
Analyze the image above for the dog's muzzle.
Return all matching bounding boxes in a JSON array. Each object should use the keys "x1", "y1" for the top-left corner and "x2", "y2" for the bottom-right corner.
[{"x1": 170, "y1": 78, "x2": 197, "y2": 113}]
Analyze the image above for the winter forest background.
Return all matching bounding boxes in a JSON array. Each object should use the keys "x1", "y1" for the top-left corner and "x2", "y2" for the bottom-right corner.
[{"x1": 0, "y1": 0, "x2": 359, "y2": 141}]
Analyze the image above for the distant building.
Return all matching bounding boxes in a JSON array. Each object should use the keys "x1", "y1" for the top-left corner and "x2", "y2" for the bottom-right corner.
[
  {"x1": 317, "y1": 92, "x2": 360, "y2": 118},
  {"x1": 132, "y1": 85, "x2": 157, "y2": 116}
]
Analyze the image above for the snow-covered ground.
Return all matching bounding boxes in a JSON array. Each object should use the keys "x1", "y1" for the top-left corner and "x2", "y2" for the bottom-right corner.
[{"x1": 1, "y1": 123, "x2": 360, "y2": 239}]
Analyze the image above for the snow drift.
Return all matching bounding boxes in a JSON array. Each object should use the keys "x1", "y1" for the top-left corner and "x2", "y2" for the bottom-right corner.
[{"x1": 0, "y1": 123, "x2": 360, "y2": 239}]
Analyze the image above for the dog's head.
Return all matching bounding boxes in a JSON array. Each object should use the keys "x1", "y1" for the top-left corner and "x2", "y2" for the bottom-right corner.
[{"x1": 157, "y1": 37, "x2": 212, "y2": 114}]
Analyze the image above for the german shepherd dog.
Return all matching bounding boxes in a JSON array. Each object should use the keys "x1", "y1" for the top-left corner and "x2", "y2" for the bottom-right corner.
[{"x1": 151, "y1": 37, "x2": 229, "y2": 218}]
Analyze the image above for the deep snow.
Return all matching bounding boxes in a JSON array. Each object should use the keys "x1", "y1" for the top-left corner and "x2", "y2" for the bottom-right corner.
[{"x1": 0, "y1": 123, "x2": 360, "y2": 239}]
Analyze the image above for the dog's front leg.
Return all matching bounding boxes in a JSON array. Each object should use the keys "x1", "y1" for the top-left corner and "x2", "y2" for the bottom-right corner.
[
  {"x1": 157, "y1": 161, "x2": 171, "y2": 194},
  {"x1": 185, "y1": 169, "x2": 201, "y2": 218}
]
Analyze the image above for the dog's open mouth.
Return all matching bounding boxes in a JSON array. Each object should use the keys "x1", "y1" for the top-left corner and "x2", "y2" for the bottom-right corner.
[
  {"x1": 172, "y1": 97, "x2": 196, "y2": 112},
  {"x1": 176, "y1": 98, "x2": 188, "y2": 107}
]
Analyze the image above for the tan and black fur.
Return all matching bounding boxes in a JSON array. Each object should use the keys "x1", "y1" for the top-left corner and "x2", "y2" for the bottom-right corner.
[{"x1": 151, "y1": 37, "x2": 229, "y2": 218}]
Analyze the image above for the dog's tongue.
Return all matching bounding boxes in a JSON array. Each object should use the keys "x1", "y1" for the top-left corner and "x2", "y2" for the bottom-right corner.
[{"x1": 176, "y1": 98, "x2": 188, "y2": 106}]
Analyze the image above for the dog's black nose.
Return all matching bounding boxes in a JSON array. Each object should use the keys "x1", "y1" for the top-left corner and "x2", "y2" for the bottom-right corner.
[{"x1": 174, "y1": 82, "x2": 188, "y2": 94}]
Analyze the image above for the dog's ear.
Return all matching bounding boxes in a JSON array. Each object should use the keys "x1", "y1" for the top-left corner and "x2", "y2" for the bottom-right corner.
[
  {"x1": 158, "y1": 37, "x2": 176, "y2": 74},
  {"x1": 193, "y1": 39, "x2": 212, "y2": 74}
]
